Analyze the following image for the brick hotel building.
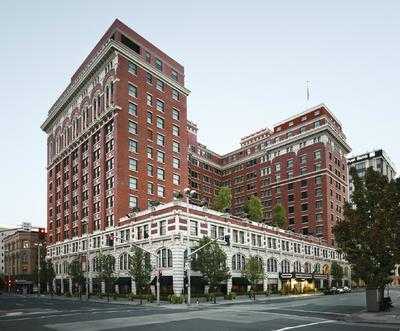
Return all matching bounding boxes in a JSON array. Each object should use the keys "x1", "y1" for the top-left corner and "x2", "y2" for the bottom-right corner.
[
  {"x1": 188, "y1": 105, "x2": 351, "y2": 245},
  {"x1": 41, "y1": 20, "x2": 351, "y2": 296},
  {"x1": 41, "y1": 19, "x2": 190, "y2": 246}
]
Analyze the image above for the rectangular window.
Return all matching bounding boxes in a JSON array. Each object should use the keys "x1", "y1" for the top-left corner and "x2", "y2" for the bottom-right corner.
[
  {"x1": 159, "y1": 220, "x2": 166, "y2": 235},
  {"x1": 172, "y1": 141, "x2": 180, "y2": 153},
  {"x1": 145, "y1": 51, "x2": 151, "y2": 63},
  {"x1": 147, "y1": 111, "x2": 153, "y2": 124},
  {"x1": 210, "y1": 225, "x2": 217, "y2": 239},
  {"x1": 146, "y1": 72, "x2": 153, "y2": 84},
  {"x1": 128, "y1": 121, "x2": 137, "y2": 134},
  {"x1": 147, "y1": 182, "x2": 154, "y2": 194},
  {"x1": 157, "y1": 134, "x2": 165, "y2": 146},
  {"x1": 314, "y1": 150, "x2": 321, "y2": 160},
  {"x1": 129, "y1": 196, "x2": 138, "y2": 208},
  {"x1": 157, "y1": 168, "x2": 165, "y2": 180},
  {"x1": 156, "y1": 80, "x2": 164, "y2": 91},
  {"x1": 129, "y1": 177, "x2": 137, "y2": 190},
  {"x1": 171, "y1": 70, "x2": 178, "y2": 81},
  {"x1": 128, "y1": 139, "x2": 138, "y2": 153},
  {"x1": 157, "y1": 150, "x2": 165, "y2": 163},
  {"x1": 128, "y1": 61, "x2": 137, "y2": 75},
  {"x1": 172, "y1": 125, "x2": 180, "y2": 137},
  {"x1": 172, "y1": 108, "x2": 180, "y2": 120},
  {"x1": 156, "y1": 99, "x2": 165, "y2": 112},
  {"x1": 190, "y1": 220, "x2": 198, "y2": 236},
  {"x1": 155, "y1": 58, "x2": 163, "y2": 71},
  {"x1": 156, "y1": 116, "x2": 164, "y2": 129},
  {"x1": 147, "y1": 146, "x2": 153, "y2": 159},
  {"x1": 128, "y1": 102, "x2": 137, "y2": 116},
  {"x1": 146, "y1": 93, "x2": 153, "y2": 106},
  {"x1": 157, "y1": 185, "x2": 165, "y2": 197},
  {"x1": 128, "y1": 84, "x2": 137, "y2": 98},
  {"x1": 173, "y1": 157, "x2": 180, "y2": 169},
  {"x1": 147, "y1": 164, "x2": 153, "y2": 176},
  {"x1": 172, "y1": 89, "x2": 179, "y2": 101},
  {"x1": 173, "y1": 174, "x2": 180, "y2": 185},
  {"x1": 129, "y1": 158, "x2": 137, "y2": 171}
]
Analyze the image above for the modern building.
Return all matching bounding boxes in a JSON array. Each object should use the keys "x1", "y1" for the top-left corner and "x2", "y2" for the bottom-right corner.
[
  {"x1": 347, "y1": 149, "x2": 396, "y2": 198},
  {"x1": 3, "y1": 228, "x2": 46, "y2": 293},
  {"x1": 47, "y1": 200, "x2": 350, "y2": 296},
  {"x1": 188, "y1": 104, "x2": 351, "y2": 245},
  {"x1": 41, "y1": 19, "x2": 190, "y2": 246}
]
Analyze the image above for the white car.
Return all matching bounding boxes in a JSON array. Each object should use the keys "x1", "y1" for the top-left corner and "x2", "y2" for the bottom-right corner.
[{"x1": 336, "y1": 287, "x2": 345, "y2": 294}]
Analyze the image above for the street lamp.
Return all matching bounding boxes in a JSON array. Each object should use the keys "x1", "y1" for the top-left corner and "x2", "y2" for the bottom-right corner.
[{"x1": 34, "y1": 243, "x2": 43, "y2": 295}]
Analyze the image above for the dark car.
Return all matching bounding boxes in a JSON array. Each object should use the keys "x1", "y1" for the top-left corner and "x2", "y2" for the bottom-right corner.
[{"x1": 323, "y1": 287, "x2": 338, "y2": 295}]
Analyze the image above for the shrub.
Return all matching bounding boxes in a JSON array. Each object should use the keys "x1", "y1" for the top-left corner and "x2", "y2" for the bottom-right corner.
[
  {"x1": 224, "y1": 292, "x2": 237, "y2": 300},
  {"x1": 146, "y1": 294, "x2": 155, "y2": 303},
  {"x1": 169, "y1": 294, "x2": 184, "y2": 304}
]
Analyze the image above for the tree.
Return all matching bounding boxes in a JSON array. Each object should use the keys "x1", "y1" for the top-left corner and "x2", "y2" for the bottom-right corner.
[
  {"x1": 330, "y1": 262, "x2": 343, "y2": 287},
  {"x1": 129, "y1": 247, "x2": 152, "y2": 304},
  {"x1": 242, "y1": 256, "x2": 264, "y2": 300},
  {"x1": 96, "y1": 252, "x2": 116, "y2": 302},
  {"x1": 42, "y1": 261, "x2": 56, "y2": 295},
  {"x1": 68, "y1": 258, "x2": 85, "y2": 298},
  {"x1": 272, "y1": 203, "x2": 287, "y2": 228},
  {"x1": 212, "y1": 187, "x2": 232, "y2": 212},
  {"x1": 244, "y1": 196, "x2": 263, "y2": 222},
  {"x1": 192, "y1": 237, "x2": 230, "y2": 303},
  {"x1": 333, "y1": 167, "x2": 400, "y2": 311}
]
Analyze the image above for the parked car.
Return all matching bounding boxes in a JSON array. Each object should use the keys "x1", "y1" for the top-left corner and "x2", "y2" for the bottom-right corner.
[
  {"x1": 337, "y1": 287, "x2": 345, "y2": 294},
  {"x1": 343, "y1": 286, "x2": 351, "y2": 293}
]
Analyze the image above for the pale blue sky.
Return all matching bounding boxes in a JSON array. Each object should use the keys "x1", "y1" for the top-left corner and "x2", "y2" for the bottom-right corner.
[{"x1": 1, "y1": 0, "x2": 399, "y2": 228}]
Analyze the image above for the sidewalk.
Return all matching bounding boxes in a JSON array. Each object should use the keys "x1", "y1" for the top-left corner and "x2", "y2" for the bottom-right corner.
[
  {"x1": 32, "y1": 292, "x2": 324, "y2": 309},
  {"x1": 348, "y1": 290, "x2": 400, "y2": 326}
]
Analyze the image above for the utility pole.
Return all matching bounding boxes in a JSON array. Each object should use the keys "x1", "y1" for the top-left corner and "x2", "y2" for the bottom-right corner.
[
  {"x1": 34, "y1": 243, "x2": 43, "y2": 296},
  {"x1": 187, "y1": 246, "x2": 191, "y2": 305}
]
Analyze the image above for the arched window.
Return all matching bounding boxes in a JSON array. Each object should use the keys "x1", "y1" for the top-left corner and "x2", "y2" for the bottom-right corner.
[
  {"x1": 304, "y1": 262, "x2": 311, "y2": 273},
  {"x1": 293, "y1": 261, "x2": 302, "y2": 272},
  {"x1": 93, "y1": 98, "x2": 97, "y2": 119},
  {"x1": 314, "y1": 263, "x2": 321, "y2": 273},
  {"x1": 267, "y1": 258, "x2": 278, "y2": 272},
  {"x1": 254, "y1": 256, "x2": 263, "y2": 267},
  {"x1": 157, "y1": 248, "x2": 173, "y2": 268},
  {"x1": 232, "y1": 253, "x2": 246, "y2": 271},
  {"x1": 119, "y1": 253, "x2": 130, "y2": 271},
  {"x1": 281, "y1": 260, "x2": 290, "y2": 273}
]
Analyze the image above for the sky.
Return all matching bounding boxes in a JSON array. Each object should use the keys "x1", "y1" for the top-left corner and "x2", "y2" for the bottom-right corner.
[{"x1": 1, "y1": 0, "x2": 399, "y2": 228}]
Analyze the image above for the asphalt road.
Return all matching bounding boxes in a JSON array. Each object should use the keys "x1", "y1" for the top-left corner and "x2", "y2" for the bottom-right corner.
[{"x1": 0, "y1": 291, "x2": 396, "y2": 330}]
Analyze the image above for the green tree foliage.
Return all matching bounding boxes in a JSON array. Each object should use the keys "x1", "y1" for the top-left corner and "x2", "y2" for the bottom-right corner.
[
  {"x1": 192, "y1": 237, "x2": 230, "y2": 303},
  {"x1": 68, "y1": 258, "x2": 85, "y2": 297},
  {"x1": 244, "y1": 196, "x2": 264, "y2": 222},
  {"x1": 242, "y1": 256, "x2": 264, "y2": 300},
  {"x1": 96, "y1": 252, "x2": 116, "y2": 302},
  {"x1": 212, "y1": 187, "x2": 232, "y2": 212},
  {"x1": 129, "y1": 247, "x2": 152, "y2": 304},
  {"x1": 333, "y1": 167, "x2": 400, "y2": 304},
  {"x1": 272, "y1": 203, "x2": 287, "y2": 228},
  {"x1": 330, "y1": 262, "x2": 344, "y2": 287}
]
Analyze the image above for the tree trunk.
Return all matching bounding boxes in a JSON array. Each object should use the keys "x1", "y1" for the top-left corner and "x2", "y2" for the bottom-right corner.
[{"x1": 366, "y1": 288, "x2": 380, "y2": 312}]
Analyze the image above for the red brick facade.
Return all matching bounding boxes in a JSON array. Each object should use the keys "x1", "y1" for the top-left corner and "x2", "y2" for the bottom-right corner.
[
  {"x1": 42, "y1": 20, "x2": 350, "y2": 248},
  {"x1": 42, "y1": 20, "x2": 189, "y2": 245},
  {"x1": 188, "y1": 105, "x2": 351, "y2": 245}
]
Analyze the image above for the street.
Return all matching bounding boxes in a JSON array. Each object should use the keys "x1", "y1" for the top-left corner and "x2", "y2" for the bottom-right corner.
[{"x1": 0, "y1": 291, "x2": 397, "y2": 330}]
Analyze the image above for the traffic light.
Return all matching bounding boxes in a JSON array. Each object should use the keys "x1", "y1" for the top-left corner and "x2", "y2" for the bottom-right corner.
[
  {"x1": 224, "y1": 234, "x2": 231, "y2": 246},
  {"x1": 105, "y1": 234, "x2": 114, "y2": 247},
  {"x1": 38, "y1": 228, "x2": 46, "y2": 240}
]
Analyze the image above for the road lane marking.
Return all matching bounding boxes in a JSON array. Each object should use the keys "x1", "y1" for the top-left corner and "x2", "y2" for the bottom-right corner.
[
  {"x1": 272, "y1": 320, "x2": 335, "y2": 330},
  {"x1": 266, "y1": 308, "x2": 350, "y2": 316}
]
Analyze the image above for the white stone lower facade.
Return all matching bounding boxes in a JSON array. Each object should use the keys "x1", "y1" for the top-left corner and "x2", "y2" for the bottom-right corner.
[{"x1": 48, "y1": 201, "x2": 351, "y2": 295}]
